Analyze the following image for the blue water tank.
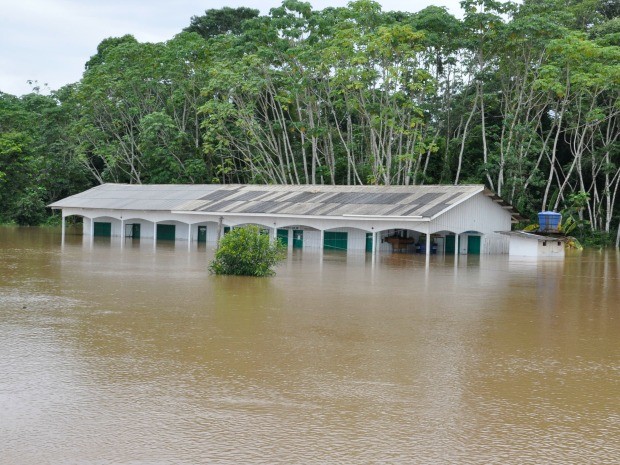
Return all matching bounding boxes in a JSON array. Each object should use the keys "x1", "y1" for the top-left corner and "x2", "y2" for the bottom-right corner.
[{"x1": 538, "y1": 211, "x2": 562, "y2": 232}]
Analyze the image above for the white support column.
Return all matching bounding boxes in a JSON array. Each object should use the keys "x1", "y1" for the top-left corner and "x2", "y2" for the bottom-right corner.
[
  {"x1": 372, "y1": 231, "x2": 378, "y2": 254},
  {"x1": 288, "y1": 229, "x2": 293, "y2": 251},
  {"x1": 319, "y1": 229, "x2": 324, "y2": 270},
  {"x1": 153, "y1": 221, "x2": 157, "y2": 247},
  {"x1": 120, "y1": 218, "x2": 125, "y2": 249},
  {"x1": 90, "y1": 218, "x2": 95, "y2": 237},
  {"x1": 187, "y1": 223, "x2": 192, "y2": 249},
  {"x1": 216, "y1": 216, "x2": 224, "y2": 250},
  {"x1": 425, "y1": 231, "x2": 431, "y2": 267},
  {"x1": 272, "y1": 225, "x2": 277, "y2": 243},
  {"x1": 455, "y1": 234, "x2": 460, "y2": 267},
  {"x1": 61, "y1": 213, "x2": 66, "y2": 246},
  {"x1": 371, "y1": 231, "x2": 378, "y2": 268}
]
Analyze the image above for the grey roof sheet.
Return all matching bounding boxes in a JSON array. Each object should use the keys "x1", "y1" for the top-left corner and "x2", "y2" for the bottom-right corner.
[
  {"x1": 49, "y1": 183, "x2": 490, "y2": 219},
  {"x1": 49, "y1": 184, "x2": 222, "y2": 211}
]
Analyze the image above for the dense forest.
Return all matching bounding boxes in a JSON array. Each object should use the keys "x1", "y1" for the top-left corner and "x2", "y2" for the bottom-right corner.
[{"x1": 0, "y1": 0, "x2": 618, "y2": 245}]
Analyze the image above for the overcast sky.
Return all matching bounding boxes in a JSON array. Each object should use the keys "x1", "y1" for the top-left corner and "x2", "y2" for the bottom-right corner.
[{"x1": 0, "y1": 0, "x2": 462, "y2": 97}]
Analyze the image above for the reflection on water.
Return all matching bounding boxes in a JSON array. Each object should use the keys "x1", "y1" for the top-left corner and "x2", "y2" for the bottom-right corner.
[{"x1": 1, "y1": 226, "x2": 619, "y2": 464}]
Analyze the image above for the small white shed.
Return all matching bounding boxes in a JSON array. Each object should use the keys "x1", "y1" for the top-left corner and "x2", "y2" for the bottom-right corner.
[{"x1": 504, "y1": 231, "x2": 565, "y2": 258}]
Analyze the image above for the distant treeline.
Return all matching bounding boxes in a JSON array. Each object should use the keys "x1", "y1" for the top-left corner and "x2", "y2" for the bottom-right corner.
[{"x1": 0, "y1": 0, "x2": 618, "y2": 245}]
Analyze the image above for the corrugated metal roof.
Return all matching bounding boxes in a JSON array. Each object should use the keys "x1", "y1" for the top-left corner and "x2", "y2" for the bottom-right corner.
[
  {"x1": 49, "y1": 184, "x2": 221, "y2": 211},
  {"x1": 49, "y1": 183, "x2": 504, "y2": 219}
]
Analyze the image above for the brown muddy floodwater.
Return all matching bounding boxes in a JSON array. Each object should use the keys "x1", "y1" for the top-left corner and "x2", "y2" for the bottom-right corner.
[{"x1": 1, "y1": 226, "x2": 619, "y2": 464}]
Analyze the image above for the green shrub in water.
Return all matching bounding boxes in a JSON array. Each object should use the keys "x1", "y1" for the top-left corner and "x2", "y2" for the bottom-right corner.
[{"x1": 209, "y1": 225, "x2": 286, "y2": 277}]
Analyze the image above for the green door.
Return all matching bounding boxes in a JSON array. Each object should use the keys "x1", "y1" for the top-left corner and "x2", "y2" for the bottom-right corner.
[
  {"x1": 366, "y1": 233, "x2": 373, "y2": 252},
  {"x1": 324, "y1": 231, "x2": 348, "y2": 251},
  {"x1": 132, "y1": 223, "x2": 140, "y2": 239},
  {"x1": 467, "y1": 235, "x2": 481, "y2": 254},
  {"x1": 445, "y1": 235, "x2": 455, "y2": 255},
  {"x1": 277, "y1": 229, "x2": 288, "y2": 246},
  {"x1": 94, "y1": 221, "x2": 111, "y2": 237},
  {"x1": 197, "y1": 226, "x2": 207, "y2": 243},
  {"x1": 293, "y1": 230, "x2": 303, "y2": 248},
  {"x1": 157, "y1": 224, "x2": 176, "y2": 241}
]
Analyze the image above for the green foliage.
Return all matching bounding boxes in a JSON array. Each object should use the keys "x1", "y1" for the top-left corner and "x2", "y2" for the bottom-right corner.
[
  {"x1": 184, "y1": 7, "x2": 259, "y2": 39},
  {"x1": 84, "y1": 35, "x2": 138, "y2": 70},
  {"x1": 0, "y1": 91, "x2": 91, "y2": 224},
  {"x1": 561, "y1": 191, "x2": 590, "y2": 235},
  {"x1": 580, "y1": 231, "x2": 614, "y2": 248},
  {"x1": 13, "y1": 188, "x2": 47, "y2": 226},
  {"x1": 209, "y1": 225, "x2": 286, "y2": 277}
]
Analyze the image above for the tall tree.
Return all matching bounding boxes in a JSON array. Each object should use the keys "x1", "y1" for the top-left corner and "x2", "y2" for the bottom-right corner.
[{"x1": 185, "y1": 7, "x2": 259, "y2": 39}]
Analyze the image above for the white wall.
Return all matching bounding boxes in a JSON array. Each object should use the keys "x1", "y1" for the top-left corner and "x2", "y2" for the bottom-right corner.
[
  {"x1": 158, "y1": 221, "x2": 189, "y2": 240},
  {"x1": 538, "y1": 239, "x2": 565, "y2": 257},
  {"x1": 82, "y1": 216, "x2": 190, "y2": 241},
  {"x1": 82, "y1": 217, "x2": 90, "y2": 236},
  {"x1": 83, "y1": 216, "x2": 123, "y2": 237},
  {"x1": 304, "y1": 230, "x2": 322, "y2": 249},
  {"x1": 509, "y1": 236, "x2": 564, "y2": 257},
  {"x1": 330, "y1": 227, "x2": 367, "y2": 251},
  {"x1": 432, "y1": 193, "x2": 512, "y2": 254},
  {"x1": 484, "y1": 232, "x2": 510, "y2": 254},
  {"x1": 509, "y1": 236, "x2": 539, "y2": 257},
  {"x1": 124, "y1": 220, "x2": 155, "y2": 239},
  {"x1": 299, "y1": 227, "x2": 368, "y2": 251},
  {"x1": 431, "y1": 193, "x2": 512, "y2": 234}
]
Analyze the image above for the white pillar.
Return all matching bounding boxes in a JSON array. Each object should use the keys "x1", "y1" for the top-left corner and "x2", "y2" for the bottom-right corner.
[
  {"x1": 372, "y1": 231, "x2": 378, "y2": 254},
  {"x1": 120, "y1": 218, "x2": 124, "y2": 249},
  {"x1": 425, "y1": 231, "x2": 431, "y2": 267},
  {"x1": 272, "y1": 225, "x2": 277, "y2": 243},
  {"x1": 288, "y1": 229, "x2": 293, "y2": 251},
  {"x1": 455, "y1": 234, "x2": 460, "y2": 267},
  {"x1": 320, "y1": 230, "x2": 325, "y2": 254},
  {"x1": 153, "y1": 221, "x2": 157, "y2": 247},
  {"x1": 187, "y1": 223, "x2": 192, "y2": 249},
  {"x1": 61, "y1": 214, "x2": 66, "y2": 245},
  {"x1": 216, "y1": 217, "x2": 224, "y2": 249}
]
